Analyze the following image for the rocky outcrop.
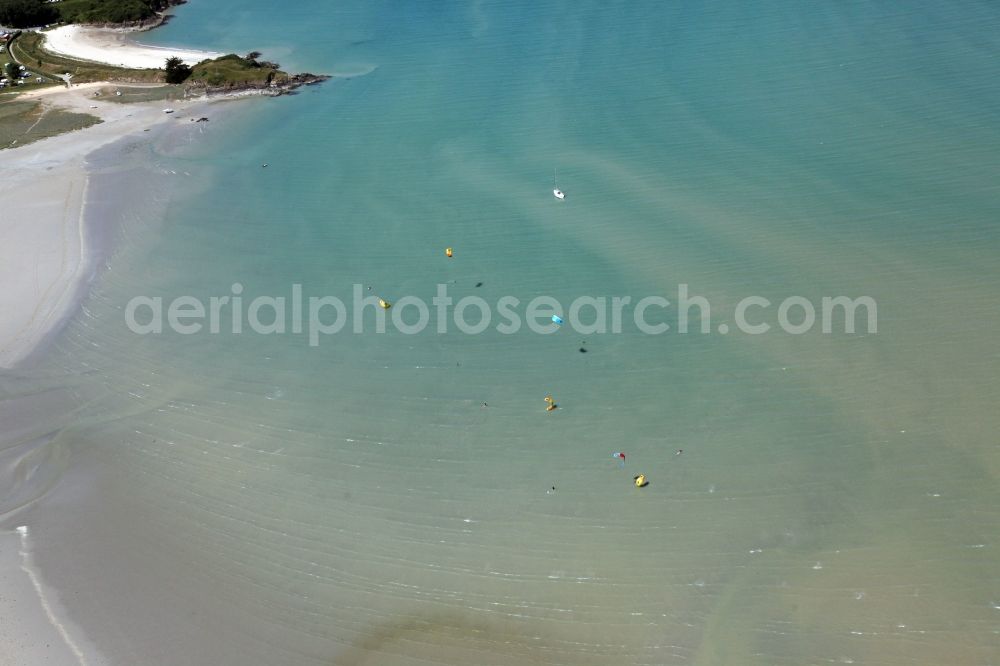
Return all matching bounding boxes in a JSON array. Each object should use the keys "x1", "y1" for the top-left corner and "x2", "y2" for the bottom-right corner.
[{"x1": 188, "y1": 73, "x2": 331, "y2": 97}]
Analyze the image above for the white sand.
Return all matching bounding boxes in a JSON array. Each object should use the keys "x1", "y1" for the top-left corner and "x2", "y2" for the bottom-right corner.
[
  {"x1": 0, "y1": 83, "x2": 207, "y2": 368},
  {"x1": 42, "y1": 25, "x2": 222, "y2": 69}
]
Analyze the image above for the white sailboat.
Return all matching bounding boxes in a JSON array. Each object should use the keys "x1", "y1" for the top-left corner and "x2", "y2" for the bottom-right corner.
[{"x1": 552, "y1": 168, "x2": 565, "y2": 200}]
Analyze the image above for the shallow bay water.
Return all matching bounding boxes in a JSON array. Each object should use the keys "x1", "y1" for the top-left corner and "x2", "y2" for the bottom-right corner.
[{"x1": 2, "y1": 1, "x2": 999, "y2": 663}]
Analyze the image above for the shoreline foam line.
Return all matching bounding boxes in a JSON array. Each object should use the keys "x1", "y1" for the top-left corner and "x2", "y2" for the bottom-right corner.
[
  {"x1": 16, "y1": 526, "x2": 93, "y2": 666},
  {"x1": 0, "y1": 526, "x2": 107, "y2": 666}
]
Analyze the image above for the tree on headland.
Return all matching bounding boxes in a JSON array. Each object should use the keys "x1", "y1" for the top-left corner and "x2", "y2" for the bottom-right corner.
[
  {"x1": 164, "y1": 56, "x2": 192, "y2": 84},
  {"x1": 242, "y1": 51, "x2": 279, "y2": 70},
  {"x1": 0, "y1": 0, "x2": 57, "y2": 28},
  {"x1": 4, "y1": 61, "x2": 19, "y2": 80}
]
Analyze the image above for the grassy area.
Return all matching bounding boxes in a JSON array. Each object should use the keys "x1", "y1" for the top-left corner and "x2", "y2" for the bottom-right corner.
[
  {"x1": 0, "y1": 97, "x2": 101, "y2": 149},
  {"x1": 96, "y1": 83, "x2": 185, "y2": 102},
  {"x1": 11, "y1": 31, "x2": 163, "y2": 83},
  {"x1": 2, "y1": 33, "x2": 59, "y2": 93},
  {"x1": 187, "y1": 54, "x2": 290, "y2": 89},
  {"x1": 0, "y1": 39, "x2": 14, "y2": 73}
]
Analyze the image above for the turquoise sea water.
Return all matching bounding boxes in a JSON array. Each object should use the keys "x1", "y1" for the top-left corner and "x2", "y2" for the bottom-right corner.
[{"x1": 4, "y1": 1, "x2": 1000, "y2": 663}]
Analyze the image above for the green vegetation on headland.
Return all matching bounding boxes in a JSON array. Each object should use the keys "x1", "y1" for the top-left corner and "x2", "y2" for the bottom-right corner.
[
  {"x1": 188, "y1": 54, "x2": 277, "y2": 87},
  {"x1": 51, "y1": 0, "x2": 175, "y2": 25},
  {"x1": 0, "y1": 0, "x2": 57, "y2": 28},
  {"x1": 190, "y1": 55, "x2": 328, "y2": 94},
  {"x1": 185, "y1": 52, "x2": 318, "y2": 91},
  {"x1": 0, "y1": 0, "x2": 178, "y2": 28}
]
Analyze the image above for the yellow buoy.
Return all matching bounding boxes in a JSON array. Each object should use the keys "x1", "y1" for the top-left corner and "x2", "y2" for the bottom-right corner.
[
  {"x1": 545, "y1": 403, "x2": 557, "y2": 412},
  {"x1": 378, "y1": 298, "x2": 391, "y2": 309},
  {"x1": 634, "y1": 474, "x2": 648, "y2": 488},
  {"x1": 543, "y1": 395, "x2": 554, "y2": 403},
  {"x1": 445, "y1": 247, "x2": 453, "y2": 258}
]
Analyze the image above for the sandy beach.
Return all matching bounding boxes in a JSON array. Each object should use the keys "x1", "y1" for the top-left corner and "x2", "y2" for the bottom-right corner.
[
  {"x1": 42, "y1": 25, "x2": 222, "y2": 69},
  {"x1": 0, "y1": 84, "x2": 209, "y2": 369},
  {"x1": 0, "y1": 83, "x2": 227, "y2": 664}
]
